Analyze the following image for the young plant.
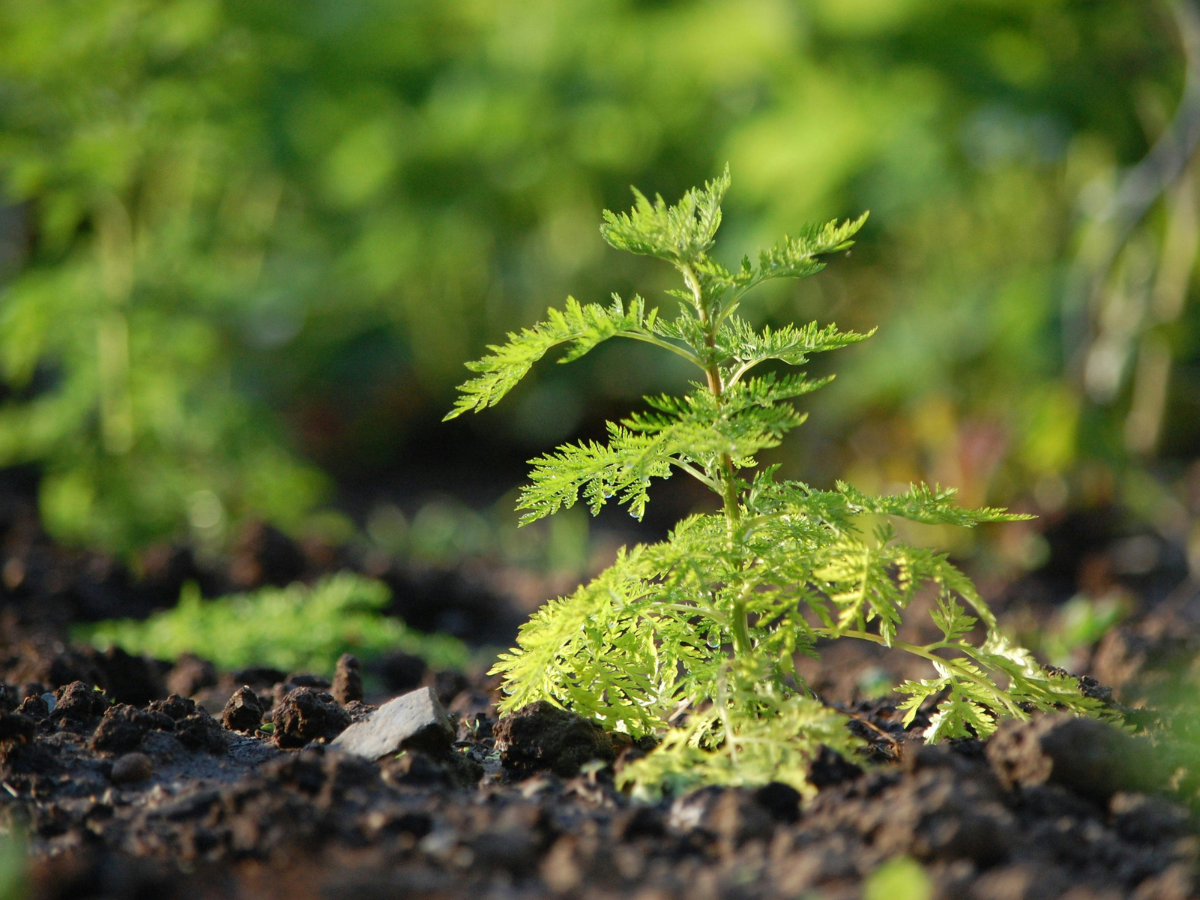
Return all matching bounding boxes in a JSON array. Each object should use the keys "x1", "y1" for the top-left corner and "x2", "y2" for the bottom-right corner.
[
  {"x1": 80, "y1": 573, "x2": 469, "y2": 675},
  {"x1": 448, "y1": 169, "x2": 1111, "y2": 797}
]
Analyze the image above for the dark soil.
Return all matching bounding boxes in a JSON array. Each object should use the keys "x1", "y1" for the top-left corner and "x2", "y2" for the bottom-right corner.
[
  {"x1": 0, "y1": 477, "x2": 1199, "y2": 899},
  {"x1": 0, "y1": 605, "x2": 1194, "y2": 900}
]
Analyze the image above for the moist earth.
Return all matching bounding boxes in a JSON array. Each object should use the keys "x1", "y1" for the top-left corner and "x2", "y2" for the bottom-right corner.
[
  {"x1": 0, "y1": 630, "x2": 1195, "y2": 900},
  {"x1": 0, "y1": 490, "x2": 1197, "y2": 900}
]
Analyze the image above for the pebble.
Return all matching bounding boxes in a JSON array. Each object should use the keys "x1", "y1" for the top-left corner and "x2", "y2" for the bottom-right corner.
[
  {"x1": 330, "y1": 686, "x2": 453, "y2": 759},
  {"x1": 111, "y1": 752, "x2": 153, "y2": 784}
]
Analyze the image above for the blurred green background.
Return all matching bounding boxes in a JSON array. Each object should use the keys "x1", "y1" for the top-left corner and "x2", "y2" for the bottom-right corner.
[{"x1": 0, "y1": 0, "x2": 1196, "y2": 586}]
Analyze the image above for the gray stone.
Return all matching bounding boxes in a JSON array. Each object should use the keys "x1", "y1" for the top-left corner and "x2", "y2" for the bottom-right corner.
[{"x1": 329, "y1": 686, "x2": 453, "y2": 759}]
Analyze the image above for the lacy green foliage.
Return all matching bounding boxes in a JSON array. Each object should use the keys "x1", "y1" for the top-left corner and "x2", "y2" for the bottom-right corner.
[
  {"x1": 78, "y1": 574, "x2": 468, "y2": 675},
  {"x1": 452, "y1": 171, "x2": 1115, "y2": 796}
]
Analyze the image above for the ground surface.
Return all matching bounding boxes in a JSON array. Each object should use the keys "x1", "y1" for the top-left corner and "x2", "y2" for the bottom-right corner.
[{"x1": 0, "y1": 490, "x2": 1198, "y2": 899}]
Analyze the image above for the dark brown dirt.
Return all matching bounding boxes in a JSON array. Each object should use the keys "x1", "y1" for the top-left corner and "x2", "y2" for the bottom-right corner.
[
  {"x1": 0, "y1": 481, "x2": 1197, "y2": 899},
  {"x1": 0, "y1": 624, "x2": 1193, "y2": 900}
]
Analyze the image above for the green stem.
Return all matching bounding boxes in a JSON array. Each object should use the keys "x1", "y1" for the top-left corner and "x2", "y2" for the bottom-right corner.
[
  {"x1": 813, "y1": 626, "x2": 1015, "y2": 710},
  {"x1": 731, "y1": 595, "x2": 752, "y2": 656},
  {"x1": 618, "y1": 331, "x2": 705, "y2": 370},
  {"x1": 687, "y1": 259, "x2": 748, "y2": 647}
]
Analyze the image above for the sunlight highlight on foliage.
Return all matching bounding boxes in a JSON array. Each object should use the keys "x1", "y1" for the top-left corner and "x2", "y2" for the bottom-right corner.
[{"x1": 454, "y1": 170, "x2": 1115, "y2": 794}]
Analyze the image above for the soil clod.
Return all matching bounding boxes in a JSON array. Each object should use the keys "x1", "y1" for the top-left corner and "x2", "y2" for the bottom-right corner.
[
  {"x1": 493, "y1": 701, "x2": 614, "y2": 777},
  {"x1": 90, "y1": 704, "x2": 157, "y2": 753},
  {"x1": 270, "y1": 687, "x2": 351, "y2": 749},
  {"x1": 222, "y1": 686, "x2": 264, "y2": 733},
  {"x1": 173, "y1": 709, "x2": 229, "y2": 753},
  {"x1": 987, "y1": 714, "x2": 1157, "y2": 803},
  {"x1": 332, "y1": 653, "x2": 363, "y2": 705},
  {"x1": 51, "y1": 681, "x2": 108, "y2": 722}
]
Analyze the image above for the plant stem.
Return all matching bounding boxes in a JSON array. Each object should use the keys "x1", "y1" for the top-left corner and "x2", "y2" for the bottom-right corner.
[
  {"x1": 731, "y1": 595, "x2": 752, "y2": 656},
  {"x1": 688, "y1": 264, "x2": 747, "y2": 648}
]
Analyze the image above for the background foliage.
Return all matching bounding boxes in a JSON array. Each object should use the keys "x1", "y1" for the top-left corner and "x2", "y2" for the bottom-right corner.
[{"x1": 0, "y1": 0, "x2": 1193, "y2": 561}]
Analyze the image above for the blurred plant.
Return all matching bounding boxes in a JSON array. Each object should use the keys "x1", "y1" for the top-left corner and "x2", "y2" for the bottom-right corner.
[
  {"x1": 1024, "y1": 591, "x2": 1131, "y2": 671},
  {"x1": 364, "y1": 496, "x2": 591, "y2": 578},
  {"x1": 78, "y1": 573, "x2": 468, "y2": 673},
  {"x1": 451, "y1": 172, "x2": 1111, "y2": 797},
  {"x1": 864, "y1": 857, "x2": 932, "y2": 900},
  {"x1": 0, "y1": 831, "x2": 24, "y2": 900},
  {"x1": 0, "y1": 0, "x2": 1190, "y2": 556}
]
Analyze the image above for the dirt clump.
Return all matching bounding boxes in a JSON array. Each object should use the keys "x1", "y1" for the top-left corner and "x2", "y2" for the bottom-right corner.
[
  {"x1": 90, "y1": 704, "x2": 166, "y2": 753},
  {"x1": 270, "y1": 687, "x2": 351, "y2": 748},
  {"x1": 222, "y1": 686, "x2": 264, "y2": 733},
  {"x1": 332, "y1": 653, "x2": 363, "y2": 705},
  {"x1": 51, "y1": 680, "x2": 108, "y2": 722},
  {"x1": 987, "y1": 714, "x2": 1160, "y2": 803},
  {"x1": 494, "y1": 700, "x2": 614, "y2": 777},
  {"x1": 147, "y1": 693, "x2": 199, "y2": 721},
  {"x1": 174, "y1": 708, "x2": 230, "y2": 753}
]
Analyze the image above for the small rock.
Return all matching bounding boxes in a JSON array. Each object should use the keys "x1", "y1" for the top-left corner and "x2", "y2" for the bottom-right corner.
[
  {"x1": 222, "y1": 686, "x2": 264, "y2": 733},
  {"x1": 330, "y1": 686, "x2": 452, "y2": 759},
  {"x1": 111, "y1": 752, "x2": 153, "y2": 784},
  {"x1": 493, "y1": 701, "x2": 613, "y2": 777},
  {"x1": 272, "y1": 687, "x2": 351, "y2": 749},
  {"x1": 165, "y1": 654, "x2": 218, "y2": 698},
  {"x1": 52, "y1": 681, "x2": 109, "y2": 722},
  {"x1": 332, "y1": 654, "x2": 364, "y2": 705}
]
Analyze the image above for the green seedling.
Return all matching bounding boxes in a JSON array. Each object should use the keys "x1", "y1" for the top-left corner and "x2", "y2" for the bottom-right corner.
[
  {"x1": 448, "y1": 169, "x2": 1114, "y2": 797},
  {"x1": 79, "y1": 573, "x2": 469, "y2": 675}
]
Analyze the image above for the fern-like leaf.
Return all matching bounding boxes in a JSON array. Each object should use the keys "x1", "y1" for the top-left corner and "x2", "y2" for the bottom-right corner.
[
  {"x1": 600, "y1": 166, "x2": 730, "y2": 266},
  {"x1": 446, "y1": 296, "x2": 657, "y2": 419}
]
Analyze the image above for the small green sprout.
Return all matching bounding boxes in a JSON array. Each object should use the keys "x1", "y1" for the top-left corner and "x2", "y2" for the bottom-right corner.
[
  {"x1": 78, "y1": 573, "x2": 469, "y2": 675},
  {"x1": 449, "y1": 168, "x2": 1116, "y2": 797}
]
